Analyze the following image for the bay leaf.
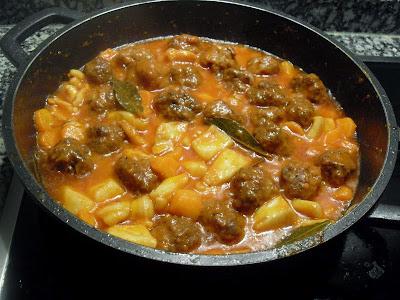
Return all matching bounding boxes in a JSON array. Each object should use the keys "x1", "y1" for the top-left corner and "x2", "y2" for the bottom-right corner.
[
  {"x1": 112, "y1": 79, "x2": 143, "y2": 115},
  {"x1": 207, "y1": 117, "x2": 273, "y2": 160}
]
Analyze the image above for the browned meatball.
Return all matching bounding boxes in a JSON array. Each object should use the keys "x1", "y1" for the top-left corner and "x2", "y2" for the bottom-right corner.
[
  {"x1": 169, "y1": 34, "x2": 201, "y2": 52},
  {"x1": 280, "y1": 160, "x2": 322, "y2": 199},
  {"x1": 319, "y1": 149, "x2": 357, "y2": 186},
  {"x1": 248, "y1": 80, "x2": 288, "y2": 107},
  {"x1": 231, "y1": 165, "x2": 278, "y2": 214},
  {"x1": 132, "y1": 49, "x2": 167, "y2": 90},
  {"x1": 170, "y1": 64, "x2": 201, "y2": 88},
  {"x1": 199, "y1": 199, "x2": 245, "y2": 245},
  {"x1": 222, "y1": 67, "x2": 254, "y2": 92},
  {"x1": 254, "y1": 122, "x2": 291, "y2": 155},
  {"x1": 153, "y1": 88, "x2": 202, "y2": 121},
  {"x1": 286, "y1": 94, "x2": 314, "y2": 128},
  {"x1": 89, "y1": 84, "x2": 116, "y2": 113},
  {"x1": 247, "y1": 56, "x2": 280, "y2": 75},
  {"x1": 83, "y1": 56, "x2": 112, "y2": 84},
  {"x1": 87, "y1": 124, "x2": 125, "y2": 154},
  {"x1": 291, "y1": 73, "x2": 330, "y2": 104},
  {"x1": 250, "y1": 106, "x2": 284, "y2": 127},
  {"x1": 199, "y1": 44, "x2": 237, "y2": 72},
  {"x1": 115, "y1": 157, "x2": 159, "y2": 194},
  {"x1": 151, "y1": 215, "x2": 202, "y2": 253},
  {"x1": 203, "y1": 100, "x2": 241, "y2": 122},
  {"x1": 47, "y1": 138, "x2": 93, "y2": 176}
]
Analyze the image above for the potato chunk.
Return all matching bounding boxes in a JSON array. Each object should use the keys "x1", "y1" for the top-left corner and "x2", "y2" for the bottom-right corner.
[
  {"x1": 96, "y1": 201, "x2": 131, "y2": 226},
  {"x1": 130, "y1": 195, "x2": 155, "y2": 222},
  {"x1": 306, "y1": 116, "x2": 335, "y2": 139},
  {"x1": 182, "y1": 160, "x2": 207, "y2": 177},
  {"x1": 62, "y1": 186, "x2": 95, "y2": 215},
  {"x1": 150, "y1": 173, "x2": 189, "y2": 211},
  {"x1": 292, "y1": 199, "x2": 324, "y2": 219},
  {"x1": 89, "y1": 179, "x2": 125, "y2": 202},
  {"x1": 192, "y1": 125, "x2": 233, "y2": 160},
  {"x1": 204, "y1": 149, "x2": 251, "y2": 185},
  {"x1": 152, "y1": 122, "x2": 187, "y2": 154},
  {"x1": 253, "y1": 196, "x2": 297, "y2": 232},
  {"x1": 107, "y1": 224, "x2": 157, "y2": 248}
]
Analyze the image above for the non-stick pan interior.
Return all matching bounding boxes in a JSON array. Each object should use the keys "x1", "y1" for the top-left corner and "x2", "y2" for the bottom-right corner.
[{"x1": 8, "y1": 1, "x2": 395, "y2": 264}]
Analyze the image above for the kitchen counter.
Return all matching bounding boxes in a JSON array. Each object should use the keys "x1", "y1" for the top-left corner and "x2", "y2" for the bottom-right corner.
[{"x1": 0, "y1": 23, "x2": 400, "y2": 211}]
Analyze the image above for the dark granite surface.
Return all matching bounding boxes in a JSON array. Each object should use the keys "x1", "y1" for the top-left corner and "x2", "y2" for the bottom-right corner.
[{"x1": 0, "y1": 0, "x2": 400, "y2": 34}]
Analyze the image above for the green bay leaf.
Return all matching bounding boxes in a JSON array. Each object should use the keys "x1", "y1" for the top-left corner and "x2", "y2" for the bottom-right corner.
[{"x1": 277, "y1": 220, "x2": 331, "y2": 247}]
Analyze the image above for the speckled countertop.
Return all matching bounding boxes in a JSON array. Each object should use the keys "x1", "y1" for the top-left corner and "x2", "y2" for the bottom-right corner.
[{"x1": 0, "y1": 23, "x2": 399, "y2": 211}]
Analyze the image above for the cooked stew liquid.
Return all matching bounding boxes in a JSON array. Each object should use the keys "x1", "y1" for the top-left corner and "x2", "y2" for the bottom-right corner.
[{"x1": 34, "y1": 35, "x2": 359, "y2": 254}]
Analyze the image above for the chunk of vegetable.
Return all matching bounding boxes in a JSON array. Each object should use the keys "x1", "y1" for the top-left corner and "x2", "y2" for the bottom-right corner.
[
  {"x1": 282, "y1": 121, "x2": 304, "y2": 136},
  {"x1": 152, "y1": 122, "x2": 187, "y2": 154},
  {"x1": 204, "y1": 149, "x2": 251, "y2": 185},
  {"x1": 77, "y1": 210, "x2": 97, "y2": 227},
  {"x1": 107, "y1": 224, "x2": 157, "y2": 248},
  {"x1": 34, "y1": 109, "x2": 57, "y2": 132},
  {"x1": 122, "y1": 148, "x2": 151, "y2": 160},
  {"x1": 333, "y1": 186, "x2": 353, "y2": 201},
  {"x1": 192, "y1": 125, "x2": 233, "y2": 160},
  {"x1": 306, "y1": 116, "x2": 336, "y2": 139},
  {"x1": 279, "y1": 61, "x2": 295, "y2": 79},
  {"x1": 169, "y1": 189, "x2": 203, "y2": 219},
  {"x1": 130, "y1": 195, "x2": 155, "y2": 222},
  {"x1": 96, "y1": 201, "x2": 131, "y2": 226},
  {"x1": 254, "y1": 196, "x2": 297, "y2": 232},
  {"x1": 292, "y1": 199, "x2": 324, "y2": 219},
  {"x1": 182, "y1": 160, "x2": 207, "y2": 177},
  {"x1": 62, "y1": 186, "x2": 95, "y2": 215},
  {"x1": 150, "y1": 173, "x2": 189, "y2": 211},
  {"x1": 151, "y1": 154, "x2": 180, "y2": 178},
  {"x1": 89, "y1": 179, "x2": 125, "y2": 202},
  {"x1": 336, "y1": 117, "x2": 356, "y2": 138},
  {"x1": 38, "y1": 129, "x2": 61, "y2": 149}
]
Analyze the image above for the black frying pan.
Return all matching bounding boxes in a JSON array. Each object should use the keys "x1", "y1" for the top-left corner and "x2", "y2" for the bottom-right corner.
[{"x1": 1, "y1": 0, "x2": 398, "y2": 266}]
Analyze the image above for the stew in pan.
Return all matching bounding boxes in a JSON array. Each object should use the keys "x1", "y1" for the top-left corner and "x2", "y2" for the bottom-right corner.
[{"x1": 34, "y1": 35, "x2": 359, "y2": 254}]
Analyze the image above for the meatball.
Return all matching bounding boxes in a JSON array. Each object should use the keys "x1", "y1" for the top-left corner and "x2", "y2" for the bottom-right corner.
[
  {"x1": 115, "y1": 157, "x2": 159, "y2": 193},
  {"x1": 231, "y1": 165, "x2": 278, "y2": 214},
  {"x1": 151, "y1": 215, "x2": 202, "y2": 253},
  {"x1": 250, "y1": 106, "x2": 284, "y2": 127},
  {"x1": 199, "y1": 44, "x2": 237, "y2": 72},
  {"x1": 87, "y1": 124, "x2": 125, "y2": 154},
  {"x1": 89, "y1": 85, "x2": 116, "y2": 113},
  {"x1": 280, "y1": 160, "x2": 322, "y2": 199},
  {"x1": 254, "y1": 122, "x2": 291, "y2": 155},
  {"x1": 291, "y1": 73, "x2": 330, "y2": 104},
  {"x1": 83, "y1": 56, "x2": 112, "y2": 84},
  {"x1": 199, "y1": 199, "x2": 245, "y2": 245},
  {"x1": 170, "y1": 64, "x2": 201, "y2": 88},
  {"x1": 169, "y1": 34, "x2": 201, "y2": 52},
  {"x1": 153, "y1": 88, "x2": 202, "y2": 121},
  {"x1": 222, "y1": 67, "x2": 254, "y2": 92},
  {"x1": 319, "y1": 149, "x2": 356, "y2": 186},
  {"x1": 47, "y1": 138, "x2": 93, "y2": 176},
  {"x1": 132, "y1": 49, "x2": 167, "y2": 90},
  {"x1": 247, "y1": 55, "x2": 280, "y2": 75},
  {"x1": 203, "y1": 100, "x2": 241, "y2": 122},
  {"x1": 248, "y1": 80, "x2": 288, "y2": 107},
  {"x1": 285, "y1": 94, "x2": 314, "y2": 128}
]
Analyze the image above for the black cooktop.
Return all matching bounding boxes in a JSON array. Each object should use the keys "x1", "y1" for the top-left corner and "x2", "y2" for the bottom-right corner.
[{"x1": 1, "y1": 58, "x2": 400, "y2": 300}]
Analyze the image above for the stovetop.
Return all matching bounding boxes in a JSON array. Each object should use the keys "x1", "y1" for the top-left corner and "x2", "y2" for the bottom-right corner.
[{"x1": 1, "y1": 58, "x2": 400, "y2": 299}]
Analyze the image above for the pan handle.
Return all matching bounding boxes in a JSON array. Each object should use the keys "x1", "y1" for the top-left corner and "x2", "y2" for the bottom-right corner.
[{"x1": 0, "y1": 8, "x2": 82, "y2": 68}]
